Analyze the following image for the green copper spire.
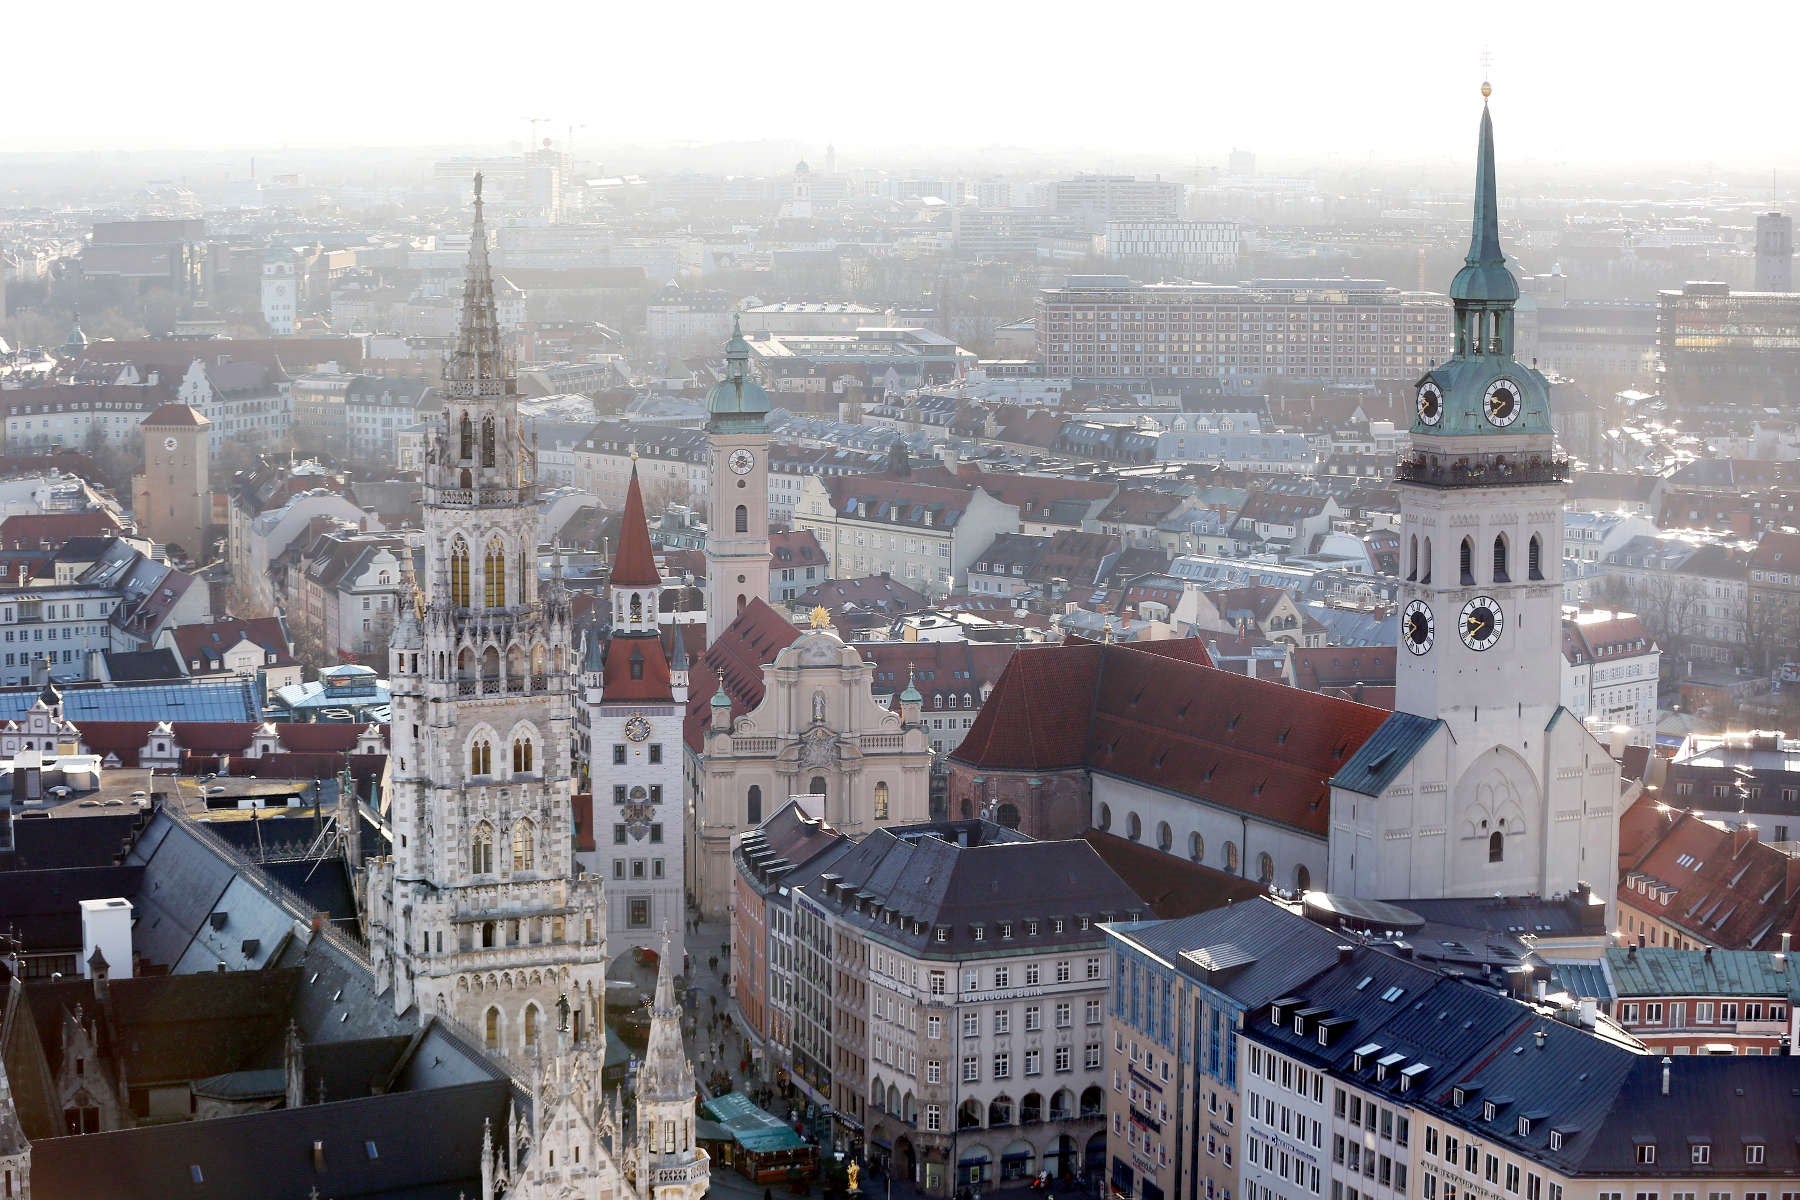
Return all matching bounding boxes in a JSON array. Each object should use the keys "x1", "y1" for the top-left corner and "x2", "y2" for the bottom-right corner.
[{"x1": 1449, "y1": 83, "x2": 1519, "y2": 304}]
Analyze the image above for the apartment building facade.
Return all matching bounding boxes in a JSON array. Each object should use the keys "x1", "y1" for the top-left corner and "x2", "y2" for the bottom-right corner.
[{"x1": 1035, "y1": 278, "x2": 1451, "y2": 391}]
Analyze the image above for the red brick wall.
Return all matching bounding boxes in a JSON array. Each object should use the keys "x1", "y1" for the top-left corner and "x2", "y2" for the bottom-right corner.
[{"x1": 943, "y1": 761, "x2": 1092, "y2": 840}]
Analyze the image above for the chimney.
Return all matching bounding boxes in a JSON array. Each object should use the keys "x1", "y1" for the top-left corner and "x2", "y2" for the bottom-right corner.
[
  {"x1": 1784, "y1": 932, "x2": 1793, "y2": 955},
  {"x1": 1337, "y1": 944, "x2": 1354, "y2": 965},
  {"x1": 1660, "y1": 1056, "x2": 1672, "y2": 1096},
  {"x1": 1534, "y1": 1028, "x2": 1547, "y2": 1050},
  {"x1": 1733, "y1": 822, "x2": 1759, "y2": 859}
]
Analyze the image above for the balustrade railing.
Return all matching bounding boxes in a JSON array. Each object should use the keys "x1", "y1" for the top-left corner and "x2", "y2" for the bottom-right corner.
[{"x1": 1394, "y1": 455, "x2": 1569, "y2": 487}]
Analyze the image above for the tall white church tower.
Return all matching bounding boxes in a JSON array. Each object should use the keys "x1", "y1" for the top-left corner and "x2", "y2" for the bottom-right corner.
[
  {"x1": 703, "y1": 318, "x2": 772, "y2": 646},
  {"x1": 366, "y1": 175, "x2": 609, "y2": 1057},
  {"x1": 1329, "y1": 86, "x2": 1618, "y2": 907}
]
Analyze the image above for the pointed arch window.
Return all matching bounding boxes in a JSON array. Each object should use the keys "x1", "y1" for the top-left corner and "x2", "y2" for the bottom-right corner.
[
  {"x1": 481, "y1": 415, "x2": 496, "y2": 468},
  {"x1": 470, "y1": 738, "x2": 493, "y2": 777},
  {"x1": 874, "y1": 781, "x2": 890, "y2": 820},
  {"x1": 1420, "y1": 538, "x2": 1432, "y2": 585},
  {"x1": 1528, "y1": 533, "x2": 1544, "y2": 581},
  {"x1": 1489, "y1": 830, "x2": 1504, "y2": 863},
  {"x1": 1493, "y1": 534, "x2": 1510, "y2": 583},
  {"x1": 450, "y1": 538, "x2": 471, "y2": 608},
  {"x1": 484, "y1": 538, "x2": 506, "y2": 608},
  {"x1": 471, "y1": 821, "x2": 494, "y2": 874},
  {"x1": 484, "y1": 1007, "x2": 499, "y2": 1049},
  {"x1": 629, "y1": 593, "x2": 643, "y2": 625},
  {"x1": 459, "y1": 412, "x2": 473, "y2": 461},
  {"x1": 1407, "y1": 534, "x2": 1418, "y2": 582},
  {"x1": 746, "y1": 785, "x2": 762, "y2": 825},
  {"x1": 512, "y1": 736, "x2": 534, "y2": 774},
  {"x1": 523, "y1": 1003, "x2": 539, "y2": 1047},
  {"x1": 512, "y1": 818, "x2": 536, "y2": 871},
  {"x1": 1459, "y1": 537, "x2": 1475, "y2": 586}
]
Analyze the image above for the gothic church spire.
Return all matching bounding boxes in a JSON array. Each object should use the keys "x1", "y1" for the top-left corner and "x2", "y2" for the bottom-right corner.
[{"x1": 445, "y1": 173, "x2": 509, "y2": 392}]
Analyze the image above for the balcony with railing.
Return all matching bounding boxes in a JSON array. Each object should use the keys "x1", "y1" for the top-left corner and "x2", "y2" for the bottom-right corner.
[{"x1": 1394, "y1": 454, "x2": 1569, "y2": 488}]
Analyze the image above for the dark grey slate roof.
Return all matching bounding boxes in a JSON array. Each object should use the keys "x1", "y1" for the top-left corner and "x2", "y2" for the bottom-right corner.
[
  {"x1": 1332, "y1": 711, "x2": 1441, "y2": 796},
  {"x1": 30, "y1": 1078, "x2": 512, "y2": 1200},
  {"x1": 1108, "y1": 896, "x2": 1350, "y2": 1007}
]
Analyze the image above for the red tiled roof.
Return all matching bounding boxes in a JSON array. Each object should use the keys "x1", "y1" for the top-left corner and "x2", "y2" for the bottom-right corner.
[
  {"x1": 1617, "y1": 795, "x2": 1800, "y2": 950},
  {"x1": 953, "y1": 637, "x2": 1386, "y2": 836},
  {"x1": 169, "y1": 617, "x2": 294, "y2": 670},
  {"x1": 0, "y1": 510, "x2": 124, "y2": 550},
  {"x1": 769, "y1": 529, "x2": 825, "y2": 567},
  {"x1": 1292, "y1": 646, "x2": 1397, "y2": 692},
  {"x1": 572, "y1": 793, "x2": 596, "y2": 853},
  {"x1": 603, "y1": 633, "x2": 674, "y2": 702},
  {"x1": 71, "y1": 338, "x2": 364, "y2": 374},
  {"x1": 682, "y1": 599, "x2": 801, "y2": 752},
  {"x1": 608, "y1": 467, "x2": 662, "y2": 588},
  {"x1": 1081, "y1": 830, "x2": 1264, "y2": 918}
]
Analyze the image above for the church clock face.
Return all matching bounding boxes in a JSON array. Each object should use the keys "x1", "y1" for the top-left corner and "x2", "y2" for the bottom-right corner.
[
  {"x1": 1402, "y1": 599, "x2": 1435, "y2": 655},
  {"x1": 1416, "y1": 381, "x2": 1443, "y2": 427},
  {"x1": 1459, "y1": 595, "x2": 1503, "y2": 651},
  {"x1": 728, "y1": 448, "x2": 755, "y2": 476},
  {"x1": 163, "y1": 436, "x2": 179, "y2": 451},
  {"x1": 624, "y1": 713, "x2": 653, "y2": 742},
  {"x1": 1484, "y1": 378, "x2": 1522, "y2": 427}
]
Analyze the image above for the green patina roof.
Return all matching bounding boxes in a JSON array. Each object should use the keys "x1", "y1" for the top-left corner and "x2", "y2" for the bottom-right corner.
[
  {"x1": 701, "y1": 1092, "x2": 808, "y2": 1153},
  {"x1": 706, "y1": 315, "x2": 771, "y2": 428},
  {"x1": 1449, "y1": 101, "x2": 1519, "y2": 304}
]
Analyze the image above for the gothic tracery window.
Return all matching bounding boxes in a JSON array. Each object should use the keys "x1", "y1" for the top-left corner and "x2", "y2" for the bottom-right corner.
[
  {"x1": 484, "y1": 538, "x2": 506, "y2": 608},
  {"x1": 513, "y1": 818, "x2": 535, "y2": 871},
  {"x1": 512, "y1": 736, "x2": 534, "y2": 774},
  {"x1": 482, "y1": 415, "x2": 496, "y2": 468},
  {"x1": 470, "y1": 738, "x2": 493, "y2": 777},
  {"x1": 471, "y1": 822, "x2": 494, "y2": 874},
  {"x1": 460, "y1": 412, "x2": 473, "y2": 461},
  {"x1": 450, "y1": 538, "x2": 472, "y2": 608}
]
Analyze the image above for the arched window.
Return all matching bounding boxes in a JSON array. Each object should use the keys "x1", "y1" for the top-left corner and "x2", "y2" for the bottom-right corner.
[
  {"x1": 874, "y1": 781, "x2": 890, "y2": 820},
  {"x1": 734, "y1": 504, "x2": 748, "y2": 533},
  {"x1": 1126, "y1": 812, "x2": 1142, "y2": 842},
  {"x1": 1295, "y1": 864, "x2": 1311, "y2": 892},
  {"x1": 471, "y1": 822, "x2": 494, "y2": 874},
  {"x1": 1407, "y1": 534, "x2": 1418, "y2": 582},
  {"x1": 1421, "y1": 538, "x2": 1432, "y2": 584},
  {"x1": 1492, "y1": 534, "x2": 1510, "y2": 584},
  {"x1": 1528, "y1": 534, "x2": 1544, "y2": 580},
  {"x1": 484, "y1": 538, "x2": 506, "y2": 608},
  {"x1": 1156, "y1": 821, "x2": 1172, "y2": 851},
  {"x1": 460, "y1": 412, "x2": 473, "y2": 461},
  {"x1": 484, "y1": 1007, "x2": 499, "y2": 1049},
  {"x1": 746, "y1": 785, "x2": 762, "y2": 825},
  {"x1": 1224, "y1": 841, "x2": 1239, "y2": 873},
  {"x1": 450, "y1": 538, "x2": 471, "y2": 608},
  {"x1": 629, "y1": 593, "x2": 643, "y2": 624},
  {"x1": 1189, "y1": 832, "x2": 1204, "y2": 863},
  {"x1": 512, "y1": 819, "x2": 535, "y2": 871},
  {"x1": 481, "y1": 415, "x2": 496, "y2": 468},
  {"x1": 1489, "y1": 830, "x2": 1504, "y2": 863},
  {"x1": 512, "y1": 736, "x2": 534, "y2": 774},
  {"x1": 1097, "y1": 803, "x2": 1111, "y2": 832},
  {"x1": 934, "y1": 693, "x2": 944, "y2": 710},
  {"x1": 470, "y1": 738, "x2": 492, "y2": 777},
  {"x1": 523, "y1": 1003, "x2": 539, "y2": 1047},
  {"x1": 809, "y1": 776, "x2": 826, "y2": 798},
  {"x1": 1459, "y1": 537, "x2": 1475, "y2": 586},
  {"x1": 1257, "y1": 852, "x2": 1274, "y2": 885},
  {"x1": 481, "y1": 921, "x2": 496, "y2": 948}
]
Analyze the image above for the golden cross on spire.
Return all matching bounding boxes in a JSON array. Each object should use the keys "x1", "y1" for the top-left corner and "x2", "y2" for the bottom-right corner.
[{"x1": 1480, "y1": 48, "x2": 1493, "y2": 100}]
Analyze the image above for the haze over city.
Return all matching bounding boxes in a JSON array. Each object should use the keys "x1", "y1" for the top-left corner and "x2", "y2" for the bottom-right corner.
[{"x1": 1, "y1": 5, "x2": 1799, "y2": 1200}]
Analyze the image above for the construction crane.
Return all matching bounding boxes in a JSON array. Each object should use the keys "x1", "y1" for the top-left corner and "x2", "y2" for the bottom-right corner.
[{"x1": 523, "y1": 116, "x2": 551, "y2": 150}]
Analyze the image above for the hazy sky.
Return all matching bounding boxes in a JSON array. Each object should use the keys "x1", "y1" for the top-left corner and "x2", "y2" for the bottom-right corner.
[{"x1": 15, "y1": 0, "x2": 1799, "y2": 169}]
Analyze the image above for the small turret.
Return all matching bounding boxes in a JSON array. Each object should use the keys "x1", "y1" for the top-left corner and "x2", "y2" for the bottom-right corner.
[
  {"x1": 709, "y1": 686, "x2": 731, "y2": 733},
  {"x1": 899, "y1": 665, "x2": 922, "y2": 727}
]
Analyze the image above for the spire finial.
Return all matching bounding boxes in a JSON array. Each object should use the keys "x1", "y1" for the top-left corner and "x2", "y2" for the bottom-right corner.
[
  {"x1": 473, "y1": 171, "x2": 483, "y2": 201},
  {"x1": 1480, "y1": 48, "x2": 1492, "y2": 102}
]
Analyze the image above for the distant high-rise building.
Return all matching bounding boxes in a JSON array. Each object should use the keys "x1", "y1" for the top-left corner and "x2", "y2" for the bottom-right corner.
[
  {"x1": 1755, "y1": 211, "x2": 1793, "y2": 292},
  {"x1": 1048, "y1": 174, "x2": 1181, "y2": 230},
  {"x1": 260, "y1": 251, "x2": 298, "y2": 335},
  {"x1": 1036, "y1": 276, "x2": 1452, "y2": 391},
  {"x1": 1657, "y1": 281, "x2": 1800, "y2": 416}
]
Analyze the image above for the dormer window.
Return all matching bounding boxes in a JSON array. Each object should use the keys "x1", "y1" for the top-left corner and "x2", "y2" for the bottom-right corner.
[
  {"x1": 1518, "y1": 1117, "x2": 1531, "y2": 1137},
  {"x1": 1549, "y1": 1131, "x2": 1563, "y2": 1152},
  {"x1": 1746, "y1": 1144, "x2": 1765, "y2": 1166},
  {"x1": 1453, "y1": 1088, "x2": 1466, "y2": 1108},
  {"x1": 1483, "y1": 1101, "x2": 1496, "y2": 1122},
  {"x1": 1636, "y1": 1144, "x2": 1656, "y2": 1166}
]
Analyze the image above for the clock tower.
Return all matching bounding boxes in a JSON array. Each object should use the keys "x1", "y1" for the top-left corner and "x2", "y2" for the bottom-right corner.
[
  {"x1": 1328, "y1": 85, "x2": 1618, "y2": 909},
  {"x1": 579, "y1": 460, "x2": 687, "y2": 970},
  {"x1": 703, "y1": 318, "x2": 772, "y2": 647},
  {"x1": 1394, "y1": 79, "x2": 1566, "y2": 721}
]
